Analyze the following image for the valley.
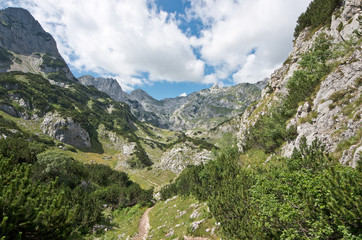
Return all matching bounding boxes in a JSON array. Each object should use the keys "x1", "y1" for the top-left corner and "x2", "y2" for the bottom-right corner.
[{"x1": 0, "y1": 0, "x2": 361, "y2": 239}]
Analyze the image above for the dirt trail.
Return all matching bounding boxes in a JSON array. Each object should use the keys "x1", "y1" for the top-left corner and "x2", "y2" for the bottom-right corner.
[{"x1": 133, "y1": 207, "x2": 153, "y2": 240}]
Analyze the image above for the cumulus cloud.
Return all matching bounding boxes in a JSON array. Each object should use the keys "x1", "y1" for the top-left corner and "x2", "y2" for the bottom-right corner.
[
  {"x1": 187, "y1": 0, "x2": 311, "y2": 83},
  {"x1": 0, "y1": 0, "x2": 311, "y2": 88},
  {"x1": 0, "y1": 0, "x2": 204, "y2": 90},
  {"x1": 179, "y1": 92, "x2": 187, "y2": 97}
]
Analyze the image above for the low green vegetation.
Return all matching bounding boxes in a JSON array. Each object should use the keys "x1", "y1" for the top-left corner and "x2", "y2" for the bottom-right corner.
[
  {"x1": 40, "y1": 54, "x2": 68, "y2": 70},
  {"x1": 294, "y1": 0, "x2": 342, "y2": 39},
  {"x1": 244, "y1": 34, "x2": 334, "y2": 153},
  {"x1": 160, "y1": 139, "x2": 362, "y2": 239},
  {"x1": 0, "y1": 137, "x2": 153, "y2": 240},
  {"x1": 0, "y1": 71, "x2": 152, "y2": 168},
  {"x1": 148, "y1": 196, "x2": 220, "y2": 239},
  {"x1": 89, "y1": 204, "x2": 147, "y2": 240}
]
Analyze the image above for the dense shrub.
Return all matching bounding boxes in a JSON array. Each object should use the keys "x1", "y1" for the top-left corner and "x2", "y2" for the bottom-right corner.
[
  {"x1": 0, "y1": 156, "x2": 77, "y2": 239},
  {"x1": 294, "y1": 0, "x2": 342, "y2": 38},
  {"x1": 161, "y1": 140, "x2": 362, "y2": 239},
  {"x1": 244, "y1": 34, "x2": 332, "y2": 153},
  {"x1": 0, "y1": 138, "x2": 42, "y2": 164},
  {"x1": 0, "y1": 143, "x2": 153, "y2": 239},
  {"x1": 32, "y1": 151, "x2": 87, "y2": 189}
]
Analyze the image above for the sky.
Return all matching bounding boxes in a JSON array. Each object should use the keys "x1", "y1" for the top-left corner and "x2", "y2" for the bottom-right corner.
[{"x1": 0, "y1": 0, "x2": 311, "y2": 100}]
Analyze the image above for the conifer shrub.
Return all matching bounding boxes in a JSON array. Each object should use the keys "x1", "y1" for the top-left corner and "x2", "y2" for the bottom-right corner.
[
  {"x1": 161, "y1": 137, "x2": 362, "y2": 239},
  {"x1": 294, "y1": 0, "x2": 342, "y2": 39},
  {"x1": 244, "y1": 34, "x2": 332, "y2": 153}
]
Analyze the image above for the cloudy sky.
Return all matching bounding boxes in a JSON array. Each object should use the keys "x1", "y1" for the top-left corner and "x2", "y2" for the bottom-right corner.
[{"x1": 1, "y1": 0, "x2": 311, "y2": 99}]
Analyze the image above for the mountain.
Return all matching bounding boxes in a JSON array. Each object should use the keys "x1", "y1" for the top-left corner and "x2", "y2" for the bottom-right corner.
[
  {"x1": 79, "y1": 74, "x2": 267, "y2": 130},
  {"x1": 0, "y1": 7, "x2": 215, "y2": 173},
  {"x1": 0, "y1": 7, "x2": 76, "y2": 83},
  {"x1": 1, "y1": 1, "x2": 361, "y2": 239},
  {"x1": 234, "y1": 0, "x2": 361, "y2": 167}
]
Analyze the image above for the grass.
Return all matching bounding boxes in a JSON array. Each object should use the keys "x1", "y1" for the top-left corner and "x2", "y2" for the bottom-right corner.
[
  {"x1": 239, "y1": 149, "x2": 268, "y2": 168},
  {"x1": 130, "y1": 168, "x2": 176, "y2": 190},
  {"x1": 333, "y1": 128, "x2": 362, "y2": 159},
  {"x1": 86, "y1": 204, "x2": 147, "y2": 240},
  {"x1": 336, "y1": 129, "x2": 361, "y2": 153},
  {"x1": 148, "y1": 196, "x2": 220, "y2": 239},
  {"x1": 299, "y1": 110, "x2": 318, "y2": 124}
]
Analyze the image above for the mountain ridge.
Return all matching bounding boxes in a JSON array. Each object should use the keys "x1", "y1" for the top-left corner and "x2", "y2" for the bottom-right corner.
[{"x1": 79, "y1": 74, "x2": 267, "y2": 131}]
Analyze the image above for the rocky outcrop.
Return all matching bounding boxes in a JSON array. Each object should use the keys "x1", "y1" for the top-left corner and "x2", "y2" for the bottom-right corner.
[
  {"x1": 158, "y1": 141, "x2": 213, "y2": 173},
  {"x1": 0, "y1": 8, "x2": 60, "y2": 57},
  {"x1": 0, "y1": 103, "x2": 18, "y2": 117},
  {"x1": 236, "y1": 0, "x2": 361, "y2": 167},
  {"x1": 78, "y1": 75, "x2": 129, "y2": 103},
  {"x1": 283, "y1": 49, "x2": 361, "y2": 158},
  {"x1": 41, "y1": 112, "x2": 91, "y2": 148},
  {"x1": 0, "y1": 8, "x2": 76, "y2": 82}
]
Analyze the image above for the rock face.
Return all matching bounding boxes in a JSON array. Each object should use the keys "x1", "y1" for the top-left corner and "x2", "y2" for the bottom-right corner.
[
  {"x1": 78, "y1": 76, "x2": 129, "y2": 103},
  {"x1": 41, "y1": 112, "x2": 91, "y2": 148},
  {"x1": 0, "y1": 8, "x2": 76, "y2": 82},
  {"x1": 78, "y1": 75, "x2": 164, "y2": 127},
  {"x1": 236, "y1": 0, "x2": 362, "y2": 167},
  {"x1": 79, "y1": 74, "x2": 267, "y2": 131},
  {"x1": 169, "y1": 81, "x2": 266, "y2": 130},
  {"x1": 0, "y1": 8, "x2": 60, "y2": 57},
  {"x1": 158, "y1": 141, "x2": 213, "y2": 173}
]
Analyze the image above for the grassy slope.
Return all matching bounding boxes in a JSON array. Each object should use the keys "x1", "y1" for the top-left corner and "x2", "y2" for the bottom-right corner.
[{"x1": 148, "y1": 196, "x2": 221, "y2": 239}]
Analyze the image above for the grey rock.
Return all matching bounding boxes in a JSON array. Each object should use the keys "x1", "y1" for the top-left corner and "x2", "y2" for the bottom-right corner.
[
  {"x1": 236, "y1": 0, "x2": 362, "y2": 167},
  {"x1": 0, "y1": 103, "x2": 18, "y2": 117},
  {"x1": 0, "y1": 8, "x2": 60, "y2": 57},
  {"x1": 78, "y1": 75, "x2": 129, "y2": 102},
  {"x1": 0, "y1": 8, "x2": 76, "y2": 82},
  {"x1": 158, "y1": 141, "x2": 212, "y2": 173},
  {"x1": 41, "y1": 112, "x2": 91, "y2": 148}
]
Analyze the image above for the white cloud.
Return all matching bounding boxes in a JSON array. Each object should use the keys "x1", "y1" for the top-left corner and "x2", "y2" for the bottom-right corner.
[
  {"x1": 179, "y1": 92, "x2": 187, "y2": 97},
  {"x1": 187, "y1": 0, "x2": 312, "y2": 83},
  {"x1": 0, "y1": 0, "x2": 311, "y2": 88},
  {"x1": 0, "y1": 0, "x2": 204, "y2": 90}
]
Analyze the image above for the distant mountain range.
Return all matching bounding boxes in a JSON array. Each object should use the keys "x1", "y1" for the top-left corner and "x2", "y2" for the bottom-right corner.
[{"x1": 79, "y1": 75, "x2": 267, "y2": 130}]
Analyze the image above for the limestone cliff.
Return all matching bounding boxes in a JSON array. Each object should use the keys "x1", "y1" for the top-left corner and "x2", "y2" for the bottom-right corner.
[
  {"x1": 236, "y1": 0, "x2": 361, "y2": 167},
  {"x1": 0, "y1": 7, "x2": 76, "y2": 83}
]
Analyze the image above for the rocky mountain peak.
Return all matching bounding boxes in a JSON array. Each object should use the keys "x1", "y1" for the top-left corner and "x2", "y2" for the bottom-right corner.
[
  {"x1": 0, "y1": 7, "x2": 76, "y2": 83},
  {"x1": 210, "y1": 82, "x2": 220, "y2": 90},
  {"x1": 130, "y1": 89, "x2": 158, "y2": 103},
  {"x1": 78, "y1": 75, "x2": 129, "y2": 102},
  {"x1": 0, "y1": 7, "x2": 60, "y2": 57}
]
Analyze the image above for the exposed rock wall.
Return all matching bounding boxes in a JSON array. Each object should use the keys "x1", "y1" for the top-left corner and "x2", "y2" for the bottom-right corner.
[
  {"x1": 237, "y1": 0, "x2": 362, "y2": 167},
  {"x1": 0, "y1": 8, "x2": 76, "y2": 82},
  {"x1": 41, "y1": 112, "x2": 91, "y2": 148},
  {"x1": 158, "y1": 141, "x2": 213, "y2": 173}
]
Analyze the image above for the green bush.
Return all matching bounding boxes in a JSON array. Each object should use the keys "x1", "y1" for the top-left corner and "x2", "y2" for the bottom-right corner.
[
  {"x1": 294, "y1": 0, "x2": 342, "y2": 38},
  {"x1": 161, "y1": 139, "x2": 362, "y2": 239},
  {"x1": 0, "y1": 138, "x2": 41, "y2": 164},
  {"x1": 244, "y1": 34, "x2": 332, "y2": 153},
  {"x1": 32, "y1": 151, "x2": 87, "y2": 189},
  {"x1": 0, "y1": 156, "x2": 77, "y2": 239}
]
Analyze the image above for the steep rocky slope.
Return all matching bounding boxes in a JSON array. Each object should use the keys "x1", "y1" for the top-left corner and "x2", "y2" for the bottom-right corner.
[
  {"x1": 79, "y1": 74, "x2": 266, "y2": 131},
  {"x1": 0, "y1": 7, "x2": 76, "y2": 82},
  {"x1": 235, "y1": 0, "x2": 361, "y2": 167}
]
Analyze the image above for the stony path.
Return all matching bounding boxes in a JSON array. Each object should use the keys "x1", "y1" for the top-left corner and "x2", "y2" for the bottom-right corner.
[{"x1": 133, "y1": 207, "x2": 153, "y2": 240}]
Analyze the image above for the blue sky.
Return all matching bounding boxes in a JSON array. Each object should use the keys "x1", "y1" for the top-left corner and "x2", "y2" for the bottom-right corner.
[{"x1": 1, "y1": 0, "x2": 311, "y2": 100}]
